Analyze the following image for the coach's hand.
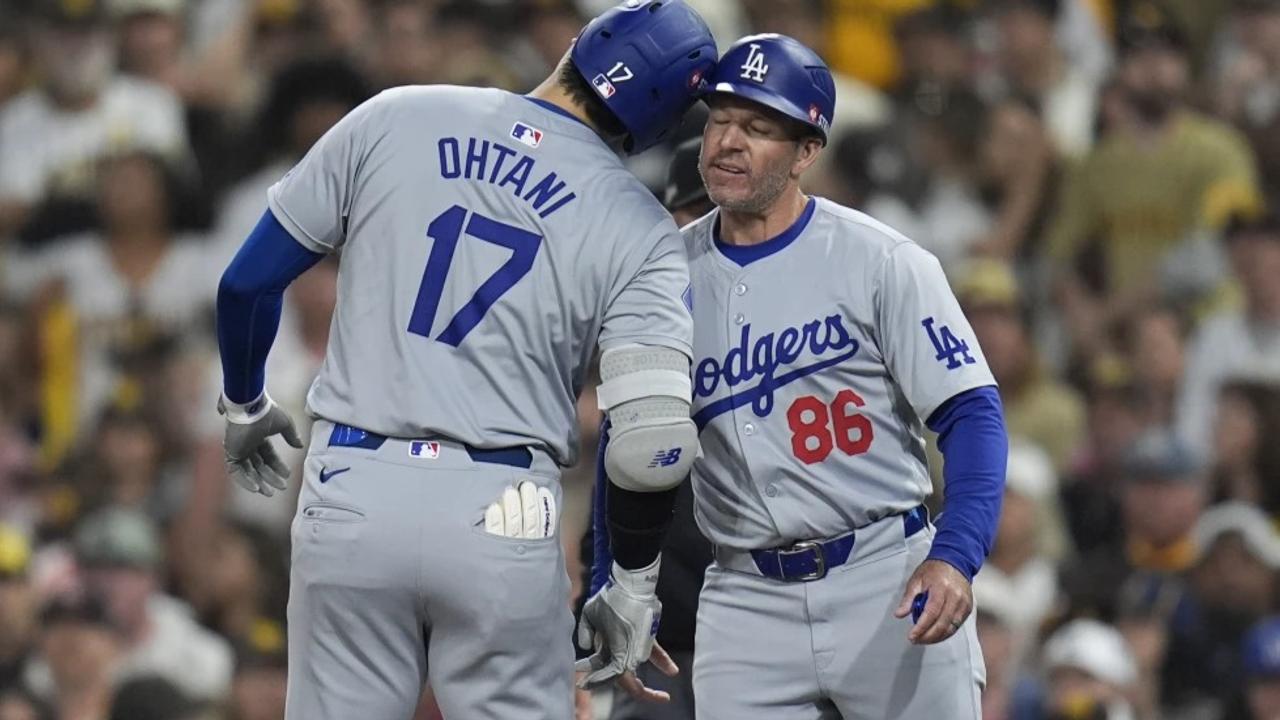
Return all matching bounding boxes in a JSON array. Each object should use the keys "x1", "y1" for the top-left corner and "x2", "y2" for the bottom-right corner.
[
  {"x1": 575, "y1": 559, "x2": 678, "y2": 703},
  {"x1": 218, "y1": 392, "x2": 304, "y2": 497},
  {"x1": 894, "y1": 559, "x2": 972, "y2": 645}
]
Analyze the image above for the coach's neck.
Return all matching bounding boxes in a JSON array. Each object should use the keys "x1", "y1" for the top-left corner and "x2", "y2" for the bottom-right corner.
[{"x1": 718, "y1": 186, "x2": 809, "y2": 247}]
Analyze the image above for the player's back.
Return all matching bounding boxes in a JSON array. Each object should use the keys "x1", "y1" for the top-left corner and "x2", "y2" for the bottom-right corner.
[{"x1": 268, "y1": 85, "x2": 687, "y2": 466}]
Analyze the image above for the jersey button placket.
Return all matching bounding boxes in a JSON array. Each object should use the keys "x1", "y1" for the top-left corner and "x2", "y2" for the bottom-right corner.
[{"x1": 730, "y1": 274, "x2": 748, "y2": 326}]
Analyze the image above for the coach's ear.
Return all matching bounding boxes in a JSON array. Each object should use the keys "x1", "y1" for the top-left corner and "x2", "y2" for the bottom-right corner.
[{"x1": 791, "y1": 136, "x2": 823, "y2": 178}]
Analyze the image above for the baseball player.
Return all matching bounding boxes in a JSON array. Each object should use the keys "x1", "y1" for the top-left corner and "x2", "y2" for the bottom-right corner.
[
  {"x1": 213, "y1": 3, "x2": 716, "y2": 718},
  {"x1": 685, "y1": 35, "x2": 1008, "y2": 718},
  {"x1": 580, "y1": 136, "x2": 716, "y2": 720}
]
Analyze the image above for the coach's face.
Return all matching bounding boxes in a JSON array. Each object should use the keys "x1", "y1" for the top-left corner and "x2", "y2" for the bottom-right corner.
[{"x1": 700, "y1": 95, "x2": 821, "y2": 215}]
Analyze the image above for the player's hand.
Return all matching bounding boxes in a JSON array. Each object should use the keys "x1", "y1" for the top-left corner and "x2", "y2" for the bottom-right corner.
[
  {"x1": 573, "y1": 683, "x2": 594, "y2": 720},
  {"x1": 574, "y1": 560, "x2": 678, "y2": 702},
  {"x1": 894, "y1": 559, "x2": 972, "y2": 645},
  {"x1": 218, "y1": 393, "x2": 304, "y2": 497}
]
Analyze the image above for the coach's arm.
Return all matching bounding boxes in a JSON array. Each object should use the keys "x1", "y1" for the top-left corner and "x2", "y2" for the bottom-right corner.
[{"x1": 893, "y1": 385, "x2": 1008, "y2": 644}]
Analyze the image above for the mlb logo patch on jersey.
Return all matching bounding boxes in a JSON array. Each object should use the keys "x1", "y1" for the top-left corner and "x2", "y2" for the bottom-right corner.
[
  {"x1": 591, "y1": 74, "x2": 617, "y2": 99},
  {"x1": 511, "y1": 122, "x2": 543, "y2": 148},
  {"x1": 408, "y1": 441, "x2": 441, "y2": 459}
]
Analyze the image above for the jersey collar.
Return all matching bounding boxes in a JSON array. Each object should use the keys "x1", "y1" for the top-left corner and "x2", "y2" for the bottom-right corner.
[
  {"x1": 714, "y1": 197, "x2": 816, "y2": 267},
  {"x1": 523, "y1": 96, "x2": 592, "y2": 130}
]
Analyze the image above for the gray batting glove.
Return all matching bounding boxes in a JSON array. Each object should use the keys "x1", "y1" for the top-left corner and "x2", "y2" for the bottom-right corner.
[
  {"x1": 575, "y1": 558, "x2": 664, "y2": 690},
  {"x1": 218, "y1": 392, "x2": 304, "y2": 497}
]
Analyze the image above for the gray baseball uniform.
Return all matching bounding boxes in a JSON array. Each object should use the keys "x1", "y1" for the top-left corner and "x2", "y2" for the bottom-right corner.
[
  {"x1": 684, "y1": 198, "x2": 991, "y2": 719},
  {"x1": 268, "y1": 85, "x2": 692, "y2": 719}
]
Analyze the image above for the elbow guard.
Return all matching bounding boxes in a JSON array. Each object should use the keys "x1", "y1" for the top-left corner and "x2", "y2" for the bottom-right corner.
[{"x1": 597, "y1": 345, "x2": 698, "y2": 492}]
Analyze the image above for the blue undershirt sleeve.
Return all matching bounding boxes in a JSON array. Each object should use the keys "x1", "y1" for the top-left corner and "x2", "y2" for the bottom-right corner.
[
  {"x1": 217, "y1": 209, "x2": 325, "y2": 403},
  {"x1": 923, "y1": 384, "x2": 1008, "y2": 582}
]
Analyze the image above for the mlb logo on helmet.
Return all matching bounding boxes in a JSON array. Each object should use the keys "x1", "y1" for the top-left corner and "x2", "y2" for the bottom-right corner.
[
  {"x1": 808, "y1": 104, "x2": 830, "y2": 134},
  {"x1": 511, "y1": 122, "x2": 543, "y2": 148},
  {"x1": 687, "y1": 68, "x2": 705, "y2": 91},
  {"x1": 408, "y1": 441, "x2": 441, "y2": 459},
  {"x1": 591, "y1": 74, "x2": 617, "y2": 99}
]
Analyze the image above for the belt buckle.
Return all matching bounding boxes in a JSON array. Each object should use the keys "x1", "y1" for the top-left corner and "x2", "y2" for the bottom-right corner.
[{"x1": 781, "y1": 541, "x2": 826, "y2": 581}]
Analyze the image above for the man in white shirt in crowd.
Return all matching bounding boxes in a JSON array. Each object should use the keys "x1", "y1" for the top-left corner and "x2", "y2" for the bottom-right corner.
[
  {"x1": 1177, "y1": 204, "x2": 1280, "y2": 459},
  {"x1": 70, "y1": 507, "x2": 232, "y2": 701},
  {"x1": 0, "y1": 0, "x2": 188, "y2": 243}
]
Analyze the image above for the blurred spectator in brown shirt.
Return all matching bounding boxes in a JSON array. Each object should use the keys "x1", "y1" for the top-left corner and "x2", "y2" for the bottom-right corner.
[
  {"x1": 955, "y1": 258, "x2": 1086, "y2": 472},
  {"x1": 1048, "y1": 2, "x2": 1260, "y2": 345}
]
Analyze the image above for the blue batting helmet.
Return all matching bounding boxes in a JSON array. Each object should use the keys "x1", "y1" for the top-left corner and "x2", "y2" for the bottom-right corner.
[
  {"x1": 703, "y1": 34, "x2": 836, "y2": 143},
  {"x1": 570, "y1": 0, "x2": 717, "y2": 155}
]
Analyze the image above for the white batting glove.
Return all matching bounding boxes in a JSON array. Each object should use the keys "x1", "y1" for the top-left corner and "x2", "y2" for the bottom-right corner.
[
  {"x1": 218, "y1": 392, "x2": 303, "y2": 497},
  {"x1": 483, "y1": 481, "x2": 557, "y2": 539},
  {"x1": 574, "y1": 558, "x2": 662, "y2": 689}
]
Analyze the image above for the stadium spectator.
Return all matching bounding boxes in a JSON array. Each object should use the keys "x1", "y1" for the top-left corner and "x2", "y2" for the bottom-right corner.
[
  {"x1": 1047, "y1": 2, "x2": 1260, "y2": 341},
  {"x1": 31, "y1": 592, "x2": 122, "y2": 720},
  {"x1": 1122, "y1": 304, "x2": 1188, "y2": 427},
  {"x1": 1177, "y1": 205, "x2": 1280, "y2": 460},
  {"x1": 3, "y1": 150, "x2": 211, "y2": 450},
  {"x1": 71, "y1": 507, "x2": 233, "y2": 701},
  {"x1": 1042, "y1": 619, "x2": 1139, "y2": 720},
  {"x1": 0, "y1": 0, "x2": 189, "y2": 244},
  {"x1": 0, "y1": 527, "x2": 36, "y2": 689},
  {"x1": 974, "y1": 440, "x2": 1066, "y2": 663},
  {"x1": 987, "y1": 0, "x2": 1100, "y2": 157},
  {"x1": 954, "y1": 259, "x2": 1086, "y2": 472},
  {"x1": 973, "y1": 96, "x2": 1060, "y2": 263},
  {"x1": 1242, "y1": 617, "x2": 1280, "y2": 720},
  {"x1": 1160, "y1": 502, "x2": 1280, "y2": 715},
  {"x1": 1062, "y1": 428, "x2": 1206, "y2": 621}
]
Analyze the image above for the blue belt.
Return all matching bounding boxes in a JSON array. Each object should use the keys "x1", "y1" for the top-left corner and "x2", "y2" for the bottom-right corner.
[
  {"x1": 750, "y1": 505, "x2": 929, "y2": 582},
  {"x1": 328, "y1": 424, "x2": 533, "y2": 469}
]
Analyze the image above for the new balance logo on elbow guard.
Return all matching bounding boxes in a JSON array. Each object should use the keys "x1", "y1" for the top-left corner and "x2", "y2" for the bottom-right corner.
[{"x1": 648, "y1": 448, "x2": 684, "y2": 468}]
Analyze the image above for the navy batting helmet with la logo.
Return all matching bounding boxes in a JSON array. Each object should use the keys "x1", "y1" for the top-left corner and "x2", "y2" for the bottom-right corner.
[{"x1": 702, "y1": 33, "x2": 837, "y2": 144}]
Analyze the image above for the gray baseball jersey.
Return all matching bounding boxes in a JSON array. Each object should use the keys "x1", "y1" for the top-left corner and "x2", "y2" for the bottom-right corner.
[
  {"x1": 683, "y1": 197, "x2": 996, "y2": 550},
  {"x1": 268, "y1": 86, "x2": 692, "y2": 465}
]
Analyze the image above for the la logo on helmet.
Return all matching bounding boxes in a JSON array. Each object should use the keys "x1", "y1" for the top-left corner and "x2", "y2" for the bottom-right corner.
[{"x1": 740, "y1": 44, "x2": 769, "y2": 82}]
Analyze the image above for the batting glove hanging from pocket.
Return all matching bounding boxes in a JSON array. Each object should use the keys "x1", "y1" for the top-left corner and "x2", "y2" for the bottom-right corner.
[{"x1": 483, "y1": 481, "x2": 557, "y2": 539}]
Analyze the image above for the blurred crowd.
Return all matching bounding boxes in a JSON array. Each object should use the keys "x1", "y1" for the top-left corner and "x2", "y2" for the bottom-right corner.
[{"x1": 0, "y1": 0, "x2": 1277, "y2": 719}]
